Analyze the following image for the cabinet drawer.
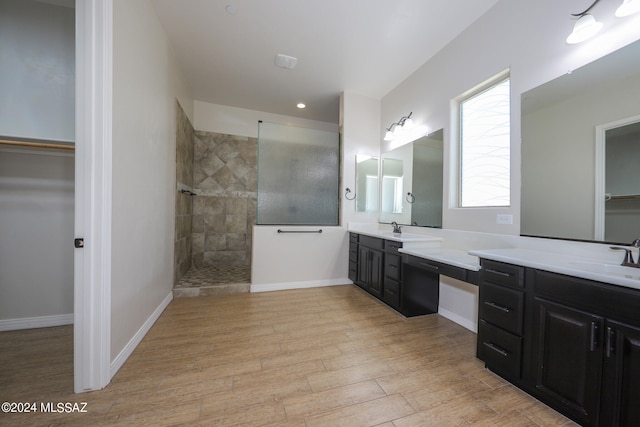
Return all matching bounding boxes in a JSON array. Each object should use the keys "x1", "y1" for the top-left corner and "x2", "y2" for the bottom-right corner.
[
  {"x1": 478, "y1": 319, "x2": 522, "y2": 380},
  {"x1": 359, "y1": 235, "x2": 384, "y2": 250},
  {"x1": 385, "y1": 254, "x2": 401, "y2": 281},
  {"x1": 349, "y1": 242, "x2": 358, "y2": 263},
  {"x1": 481, "y1": 260, "x2": 524, "y2": 289},
  {"x1": 479, "y1": 282, "x2": 524, "y2": 335},
  {"x1": 383, "y1": 277, "x2": 400, "y2": 309},
  {"x1": 385, "y1": 240, "x2": 403, "y2": 255},
  {"x1": 349, "y1": 233, "x2": 359, "y2": 244},
  {"x1": 405, "y1": 255, "x2": 467, "y2": 281},
  {"x1": 348, "y1": 261, "x2": 357, "y2": 281}
]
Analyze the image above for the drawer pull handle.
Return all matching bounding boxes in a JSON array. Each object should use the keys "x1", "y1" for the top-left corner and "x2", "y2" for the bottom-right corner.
[
  {"x1": 419, "y1": 262, "x2": 439, "y2": 270},
  {"x1": 484, "y1": 301, "x2": 511, "y2": 313},
  {"x1": 606, "y1": 326, "x2": 615, "y2": 358},
  {"x1": 485, "y1": 268, "x2": 511, "y2": 278},
  {"x1": 483, "y1": 342, "x2": 510, "y2": 357}
]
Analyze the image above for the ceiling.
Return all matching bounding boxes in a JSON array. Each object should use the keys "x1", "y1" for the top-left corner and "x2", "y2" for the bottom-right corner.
[{"x1": 151, "y1": 0, "x2": 500, "y2": 124}]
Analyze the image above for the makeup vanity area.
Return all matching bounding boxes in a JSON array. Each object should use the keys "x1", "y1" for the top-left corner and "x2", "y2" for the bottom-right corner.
[{"x1": 348, "y1": 39, "x2": 640, "y2": 427}]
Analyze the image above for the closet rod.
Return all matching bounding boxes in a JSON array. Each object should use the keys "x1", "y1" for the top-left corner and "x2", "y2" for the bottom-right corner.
[{"x1": 0, "y1": 138, "x2": 75, "y2": 151}]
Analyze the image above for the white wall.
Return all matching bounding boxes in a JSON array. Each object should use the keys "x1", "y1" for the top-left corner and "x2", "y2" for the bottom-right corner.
[
  {"x1": 381, "y1": 0, "x2": 640, "y2": 328},
  {"x1": 111, "y1": 0, "x2": 192, "y2": 363},
  {"x1": 340, "y1": 92, "x2": 382, "y2": 226},
  {"x1": 0, "y1": 148, "x2": 74, "y2": 329},
  {"x1": 0, "y1": 0, "x2": 75, "y2": 142}
]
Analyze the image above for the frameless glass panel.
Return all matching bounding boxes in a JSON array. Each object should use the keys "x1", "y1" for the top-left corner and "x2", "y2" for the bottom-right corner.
[{"x1": 257, "y1": 121, "x2": 339, "y2": 225}]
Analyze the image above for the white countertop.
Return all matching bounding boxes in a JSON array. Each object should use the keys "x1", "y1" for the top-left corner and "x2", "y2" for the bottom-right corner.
[
  {"x1": 469, "y1": 248, "x2": 640, "y2": 290},
  {"x1": 350, "y1": 228, "x2": 443, "y2": 244},
  {"x1": 400, "y1": 247, "x2": 481, "y2": 271}
]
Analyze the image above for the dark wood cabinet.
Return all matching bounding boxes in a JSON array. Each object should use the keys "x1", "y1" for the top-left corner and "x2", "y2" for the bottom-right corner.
[
  {"x1": 349, "y1": 233, "x2": 446, "y2": 317},
  {"x1": 357, "y1": 245, "x2": 383, "y2": 297},
  {"x1": 601, "y1": 320, "x2": 640, "y2": 426},
  {"x1": 472, "y1": 263, "x2": 640, "y2": 427},
  {"x1": 531, "y1": 297, "x2": 603, "y2": 426},
  {"x1": 477, "y1": 260, "x2": 525, "y2": 382}
]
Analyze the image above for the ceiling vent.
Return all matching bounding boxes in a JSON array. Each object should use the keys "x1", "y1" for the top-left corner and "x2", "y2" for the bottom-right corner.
[{"x1": 274, "y1": 54, "x2": 297, "y2": 70}]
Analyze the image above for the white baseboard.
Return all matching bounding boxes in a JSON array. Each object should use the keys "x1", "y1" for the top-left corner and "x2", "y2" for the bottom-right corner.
[
  {"x1": 251, "y1": 278, "x2": 351, "y2": 293},
  {"x1": 110, "y1": 292, "x2": 173, "y2": 378},
  {"x1": 0, "y1": 314, "x2": 74, "y2": 331},
  {"x1": 438, "y1": 307, "x2": 477, "y2": 333}
]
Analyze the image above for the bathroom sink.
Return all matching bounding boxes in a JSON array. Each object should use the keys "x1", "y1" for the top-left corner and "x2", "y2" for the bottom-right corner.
[{"x1": 569, "y1": 261, "x2": 640, "y2": 280}]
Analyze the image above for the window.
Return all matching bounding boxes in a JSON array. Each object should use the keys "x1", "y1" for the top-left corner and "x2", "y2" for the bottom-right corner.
[{"x1": 458, "y1": 73, "x2": 511, "y2": 207}]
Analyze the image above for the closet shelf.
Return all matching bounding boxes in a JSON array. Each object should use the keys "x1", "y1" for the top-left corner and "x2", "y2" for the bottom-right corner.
[{"x1": 0, "y1": 138, "x2": 75, "y2": 151}]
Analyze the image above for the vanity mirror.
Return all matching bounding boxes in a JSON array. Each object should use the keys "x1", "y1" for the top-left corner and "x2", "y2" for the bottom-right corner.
[
  {"x1": 521, "y1": 39, "x2": 640, "y2": 244},
  {"x1": 379, "y1": 129, "x2": 443, "y2": 227},
  {"x1": 355, "y1": 155, "x2": 379, "y2": 212}
]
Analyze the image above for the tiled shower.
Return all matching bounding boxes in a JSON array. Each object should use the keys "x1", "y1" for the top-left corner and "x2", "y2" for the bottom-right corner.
[{"x1": 174, "y1": 102, "x2": 256, "y2": 295}]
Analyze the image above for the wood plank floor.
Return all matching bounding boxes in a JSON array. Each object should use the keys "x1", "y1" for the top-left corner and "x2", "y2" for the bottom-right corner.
[{"x1": 0, "y1": 285, "x2": 577, "y2": 426}]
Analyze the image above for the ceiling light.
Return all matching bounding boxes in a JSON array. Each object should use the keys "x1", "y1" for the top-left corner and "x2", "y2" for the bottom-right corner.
[
  {"x1": 225, "y1": 5, "x2": 237, "y2": 15},
  {"x1": 274, "y1": 54, "x2": 297, "y2": 70},
  {"x1": 566, "y1": 14, "x2": 603, "y2": 44},
  {"x1": 296, "y1": 103, "x2": 306, "y2": 109},
  {"x1": 616, "y1": 0, "x2": 640, "y2": 17}
]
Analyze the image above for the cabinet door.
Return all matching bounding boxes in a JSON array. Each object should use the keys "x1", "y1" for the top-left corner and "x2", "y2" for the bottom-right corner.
[
  {"x1": 368, "y1": 249, "x2": 383, "y2": 298},
  {"x1": 601, "y1": 320, "x2": 640, "y2": 426},
  {"x1": 356, "y1": 246, "x2": 369, "y2": 289},
  {"x1": 532, "y1": 298, "x2": 603, "y2": 426}
]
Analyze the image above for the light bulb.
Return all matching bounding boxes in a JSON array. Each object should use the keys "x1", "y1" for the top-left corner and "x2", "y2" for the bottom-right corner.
[
  {"x1": 616, "y1": 0, "x2": 640, "y2": 17},
  {"x1": 566, "y1": 14, "x2": 603, "y2": 44}
]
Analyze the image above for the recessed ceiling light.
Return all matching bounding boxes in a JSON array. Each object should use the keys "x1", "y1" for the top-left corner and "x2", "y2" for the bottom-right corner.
[
  {"x1": 225, "y1": 5, "x2": 237, "y2": 15},
  {"x1": 297, "y1": 103, "x2": 306, "y2": 109}
]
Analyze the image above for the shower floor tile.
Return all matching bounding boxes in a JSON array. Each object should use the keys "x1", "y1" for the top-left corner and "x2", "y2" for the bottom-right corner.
[{"x1": 176, "y1": 265, "x2": 250, "y2": 288}]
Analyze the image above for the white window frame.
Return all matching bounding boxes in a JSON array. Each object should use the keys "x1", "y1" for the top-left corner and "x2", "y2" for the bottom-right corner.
[{"x1": 451, "y1": 69, "x2": 511, "y2": 209}]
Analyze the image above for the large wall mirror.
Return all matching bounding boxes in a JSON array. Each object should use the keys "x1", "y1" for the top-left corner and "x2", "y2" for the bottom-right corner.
[
  {"x1": 521, "y1": 39, "x2": 640, "y2": 244},
  {"x1": 379, "y1": 129, "x2": 443, "y2": 227}
]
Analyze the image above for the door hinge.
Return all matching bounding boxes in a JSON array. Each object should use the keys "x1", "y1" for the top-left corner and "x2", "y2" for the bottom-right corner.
[{"x1": 74, "y1": 238, "x2": 85, "y2": 248}]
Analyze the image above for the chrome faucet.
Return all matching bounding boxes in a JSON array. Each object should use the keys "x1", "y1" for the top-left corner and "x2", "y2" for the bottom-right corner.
[
  {"x1": 391, "y1": 221, "x2": 402, "y2": 234},
  {"x1": 611, "y1": 239, "x2": 640, "y2": 268}
]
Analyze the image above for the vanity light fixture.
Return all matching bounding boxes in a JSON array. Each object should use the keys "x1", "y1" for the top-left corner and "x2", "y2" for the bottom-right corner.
[
  {"x1": 384, "y1": 112, "x2": 413, "y2": 141},
  {"x1": 566, "y1": 0, "x2": 640, "y2": 44},
  {"x1": 616, "y1": 0, "x2": 640, "y2": 16},
  {"x1": 566, "y1": 13, "x2": 603, "y2": 44}
]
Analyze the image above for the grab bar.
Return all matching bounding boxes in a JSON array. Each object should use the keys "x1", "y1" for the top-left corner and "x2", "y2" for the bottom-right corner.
[{"x1": 277, "y1": 229, "x2": 323, "y2": 234}]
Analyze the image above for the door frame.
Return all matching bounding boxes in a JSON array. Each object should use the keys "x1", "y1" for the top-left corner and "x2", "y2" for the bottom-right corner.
[
  {"x1": 594, "y1": 113, "x2": 640, "y2": 241},
  {"x1": 74, "y1": 0, "x2": 113, "y2": 393}
]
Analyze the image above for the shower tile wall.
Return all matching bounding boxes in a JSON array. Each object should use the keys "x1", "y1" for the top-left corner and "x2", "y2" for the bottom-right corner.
[
  {"x1": 192, "y1": 131, "x2": 257, "y2": 268},
  {"x1": 174, "y1": 101, "x2": 195, "y2": 285}
]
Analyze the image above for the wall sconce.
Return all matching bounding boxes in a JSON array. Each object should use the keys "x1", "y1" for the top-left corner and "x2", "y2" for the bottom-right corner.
[
  {"x1": 384, "y1": 112, "x2": 413, "y2": 141},
  {"x1": 567, "y1": 0, "x2": 640, "y2": 44}
]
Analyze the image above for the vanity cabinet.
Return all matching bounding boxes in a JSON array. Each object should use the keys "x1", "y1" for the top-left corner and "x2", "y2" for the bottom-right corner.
[
  {"x1": 349, "y1": 232, "x2": 442, "y2": 317},
  {"x1": 476, "y1": 260, "x2": 525, "y2": 381},
  {"x1": 355, "y1": 235, "x2": 384, "y2": 298},
  {"x1": 382, "y1": 240, "x2": 402, "y2": 311},
  {"x1": 525, "y1": 269, "x2": 640, "y2": 427}
]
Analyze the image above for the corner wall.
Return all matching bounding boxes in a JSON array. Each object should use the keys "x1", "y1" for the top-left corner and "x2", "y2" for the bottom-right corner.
[{"x1": 111, "y1": 0, "x2": 193, "y2": 366}]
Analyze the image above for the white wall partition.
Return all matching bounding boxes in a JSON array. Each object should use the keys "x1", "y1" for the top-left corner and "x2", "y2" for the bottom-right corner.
[{"x1": 251, "y1": 226, "x2": 349, "y2": 292}]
